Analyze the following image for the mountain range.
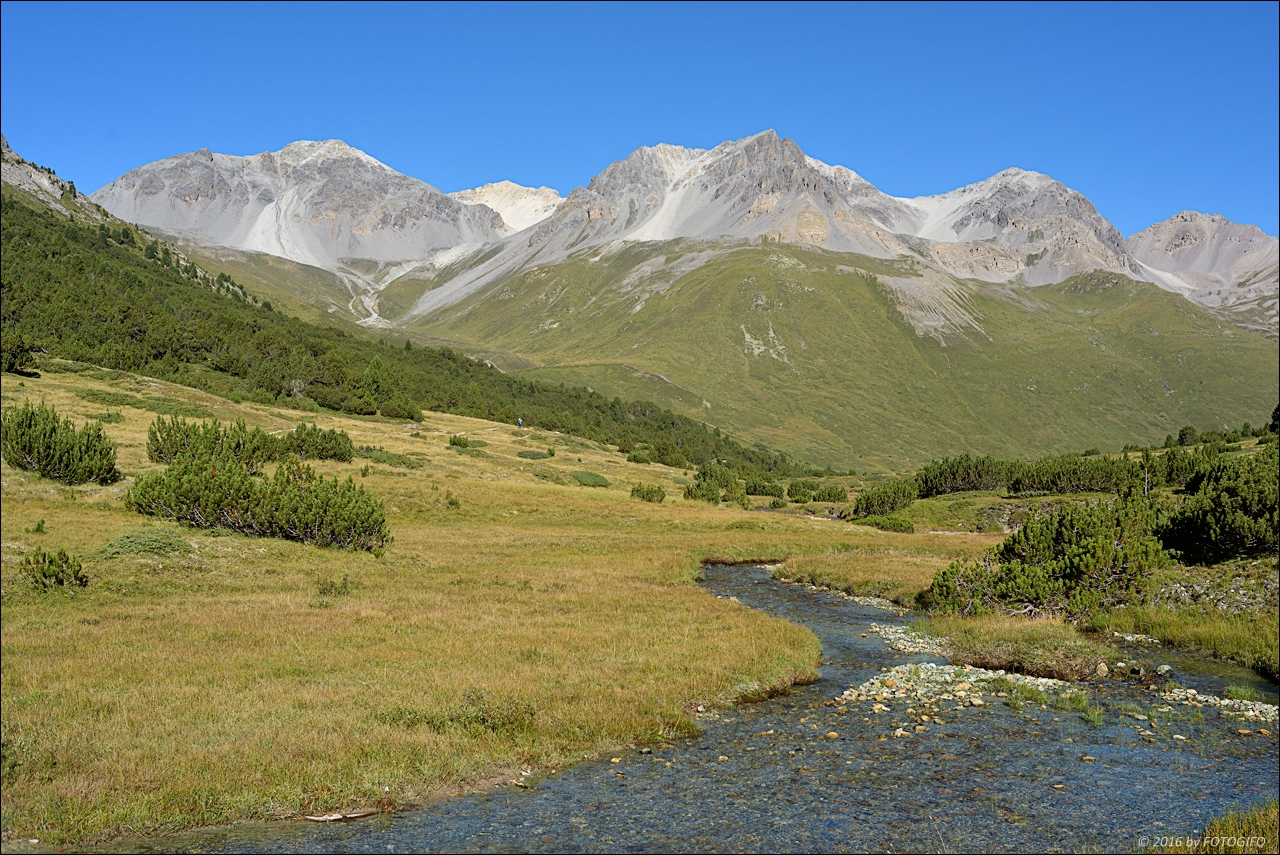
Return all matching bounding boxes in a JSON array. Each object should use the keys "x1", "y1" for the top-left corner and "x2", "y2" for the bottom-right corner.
[
  {"x1": 4, "y1": 130, "x2": 1275, "y2": 470},
  {"x1": 90, "y1": 130, "x2": 1278, "y2": 338}
]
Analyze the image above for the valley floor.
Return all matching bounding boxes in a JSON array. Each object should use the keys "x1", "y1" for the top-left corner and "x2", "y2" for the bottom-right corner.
[
  {"x1": 0, "y1": 365, "x2": 1002, "y2": 845},
  {"x1": 3, "y1": 365, "x2": 1276, "y2": 849}
]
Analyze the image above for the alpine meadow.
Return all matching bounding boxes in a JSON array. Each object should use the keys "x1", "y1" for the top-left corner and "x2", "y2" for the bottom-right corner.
[{"x1": 2, "y1": 38, "x2": 1279, "y2": 852}]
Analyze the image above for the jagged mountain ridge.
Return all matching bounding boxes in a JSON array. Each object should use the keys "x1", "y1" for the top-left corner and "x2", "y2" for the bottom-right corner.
[
  {"x1": 399, "y1": 131, "x2": 1150, "y2": 324},
  {"x1": 84, "y1": 130, "x2": 1277, "y2": 337}
]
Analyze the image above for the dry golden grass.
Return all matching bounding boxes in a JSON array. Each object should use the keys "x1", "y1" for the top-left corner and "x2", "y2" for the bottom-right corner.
[
  {"x1": 1153, "y1": 799, "x2": 1279, "y2": 854},
  {"x1": 1, "y1": 366, "x2": 997, "y2": 845},
  {"x1": 774, "y1": 534, "x2": 1000, "y2": 605}
]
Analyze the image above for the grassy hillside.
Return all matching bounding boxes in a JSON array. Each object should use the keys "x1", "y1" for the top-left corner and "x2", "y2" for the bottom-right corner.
[{"x1": 410, "y1": 244, "x2": 1278, "y2": 472}]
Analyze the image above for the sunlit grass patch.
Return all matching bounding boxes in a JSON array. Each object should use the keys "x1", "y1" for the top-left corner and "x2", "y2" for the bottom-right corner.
[{"x1": 921, "y1": 614, "x2": 1115, "y2": 681}]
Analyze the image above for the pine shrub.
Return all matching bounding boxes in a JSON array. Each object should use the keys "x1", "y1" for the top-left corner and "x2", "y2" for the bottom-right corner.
[
  {"x1": 126, "y1": 451, "x2": 390, "y2": 550},
  {"x1": 149, "y1": 417, "x2": 354, "y2": 470},
  {"x1": 745, "y1": 478, "x2": 785, "y2": 498},
  {"x1": 685, "y1": 461, "x2": 736, "y2": 502},
  {"x1": 379, "y1": 395, "x2": 423, "y2": 421},
  {"x1": 915, "y1": 453, "x2": 1015, "y2": 497},
  {"x1": 282, "y1": 422, "x2": 354, "y2": 461},
  {"x1": 22, "y1": 547, "x2": 88, "y2": 590},
  {"x1": 147, "y1": 416, "x2": 275, "y2": 473},
  {"x1": 722, "y1": 479, "x2": 750, "y2": 510},
  {"x1": 626, "y1": 449, "x2": 651, "y2": 464},
  {"x1": 1, "y1": 400, "x2": 119, "y2": 484},
  {"x1": 683, "y1": 478, "x2": 723, "y2": 503},
  {"x1": 1160, "y1": 443, "x2": 1278, "y2": 564},
  {"x1": 630, "y1": 482, "x2": 666, "y2": 503},
  {"x1": 788, "y1": 479, "x2": 819, "y2": 500},
  {"x1": 847, "y1": 478, "x2": 917, "y2": 518},
  {"x1": 924, "y1": 491, "x2": 1167, "y2": 618},
  {"x1": 814, "y1": 484, "x2": 848, "y2": 503}
]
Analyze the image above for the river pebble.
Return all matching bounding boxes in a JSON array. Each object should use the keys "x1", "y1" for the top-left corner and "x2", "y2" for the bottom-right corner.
[
  {"x1": 1110, "y1": 631, "x2": 1162, "y2": 644},
  {"x1": 1160, "y1": 686, "x2": 1279, "y2": 722}
]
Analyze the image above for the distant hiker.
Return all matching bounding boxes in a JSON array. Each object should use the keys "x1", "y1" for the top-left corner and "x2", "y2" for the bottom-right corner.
[{"x1": 518, "y1": 418, "x2": 523, "y2": 428}]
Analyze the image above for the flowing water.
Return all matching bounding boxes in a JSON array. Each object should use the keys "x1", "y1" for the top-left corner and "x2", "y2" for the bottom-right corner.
[{"x1": 102, "y1": 563, "x2": 1278, "y2": 853}]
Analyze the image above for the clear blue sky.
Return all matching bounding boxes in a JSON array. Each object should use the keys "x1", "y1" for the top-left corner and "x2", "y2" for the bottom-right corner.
[{"x1": 2, "y1": 1, "x2": 1276, "y2": 236}]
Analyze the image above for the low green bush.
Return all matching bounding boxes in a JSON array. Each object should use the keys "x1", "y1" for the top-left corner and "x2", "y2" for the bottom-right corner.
[
  {"x1": 126, "y1": 451, "x2": 391, "y2": 550},
  {"x1": 22, "y1": 547, "x2": 88, "y2": 590},
  {"x1": 356, "y1": 445, "x2": 422, "y2": 469},
  {"x1": 626, "y1": 449, "x2": 651, "y2": 464},
  {"x1": 630, "y1": 482, "x2": 666, "y2": 503},
  {"x1": 814, "y1": 484, "x2": 848, "y2": 503},
  {"x1": 282, "y1": 422, "x2": 354, "y2": 461},
  {"x1": 148, "y1": 417, "x2": 354, "y2": 471},
  {"x1": 448, "y1": 434, "x2": 469, "y2": 448},
  {"x1": 1160, "y1": 443, "x2": 1277, "y2": 564},
  {"x1": 684, "y1": 478, "x2": 723, "y2": 503},
  {"x1": 847, "y1": 478, "x2": 917, "y2": 518},
  {"x1": 379, "y1": 395, "x2": 422, "y2": 421},
  {"x1": 924, "y1": 491, "x2": 1166, "y2": 618},
  {"x1": 745, "y1": 479, "x2": 785, "y2": 499},
  {"x1": 572, "y1": 471, "x2": 609, "y2": 488},
  {"x1": 788, "y1": 479, "x2": 819, "y2": 500},
  {"x1": 916, "y1": 453, "x2": 1016, "y2": 497},
  {"x1": 722, "y1": 479, "x2": 750, "y2": 510},
  {"x1": 1, "y1": 400, "x2": 119, "y2": 484},
  {"x1": 517, "y1": 449, "x2": 552, "y2": 460},
  {"x1": 769, "y1": 497, "x2": 788, "y2": 509},
  {"x1": 74, "y1": 389, "x2": 142, "y2": 408},
  {"x1": 147, "y1": 415, "x2": 276, "y2": 472}
]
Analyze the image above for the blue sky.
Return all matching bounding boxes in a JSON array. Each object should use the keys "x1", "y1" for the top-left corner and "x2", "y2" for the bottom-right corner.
[{"x1": 2, "y1": 1, "x2": 1276, "y2": 236}]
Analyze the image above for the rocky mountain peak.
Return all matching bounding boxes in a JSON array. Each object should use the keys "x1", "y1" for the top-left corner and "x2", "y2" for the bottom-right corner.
[
  {"x1": 448, "y1": 181, "x2": 564, "y2": 233},
  {"x1": 91, "y1": 140, "x2": 507, "y2": 277}
]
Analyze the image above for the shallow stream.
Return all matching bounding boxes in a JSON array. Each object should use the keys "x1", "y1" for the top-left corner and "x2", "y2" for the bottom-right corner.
[{"x1": 105, "y1": 563, "x2": 1278, "y2": 853}]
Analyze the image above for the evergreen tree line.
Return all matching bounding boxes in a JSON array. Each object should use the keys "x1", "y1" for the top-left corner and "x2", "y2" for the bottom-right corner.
[
  {"x1": 0, "y1": 197, "x2": 799, "y2": 478},
  {"x1": 924, "y1": 443, "x2": 1278, "y2": 619},
  {"x1": 913, "y1": 437, "x2": 1274, "y2": 500}
]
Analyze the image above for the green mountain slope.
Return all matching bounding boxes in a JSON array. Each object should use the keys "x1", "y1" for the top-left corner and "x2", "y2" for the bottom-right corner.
[
  {"x1": 410, "y1": 243, "x2": 1278, "y2": 472},
  {"x1": 0, "y1": 195, "x2": 803, "y2": 477}
]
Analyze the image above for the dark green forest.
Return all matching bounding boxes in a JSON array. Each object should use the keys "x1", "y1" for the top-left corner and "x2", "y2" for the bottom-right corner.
[{"x1": 0, "y1": 195, "x2": 801, "y2": 477}]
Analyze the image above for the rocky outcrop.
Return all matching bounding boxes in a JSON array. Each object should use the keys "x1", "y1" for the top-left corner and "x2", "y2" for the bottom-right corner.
[{"x1": 1, "y1": 135, "x2": 109, "y2": 222}]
